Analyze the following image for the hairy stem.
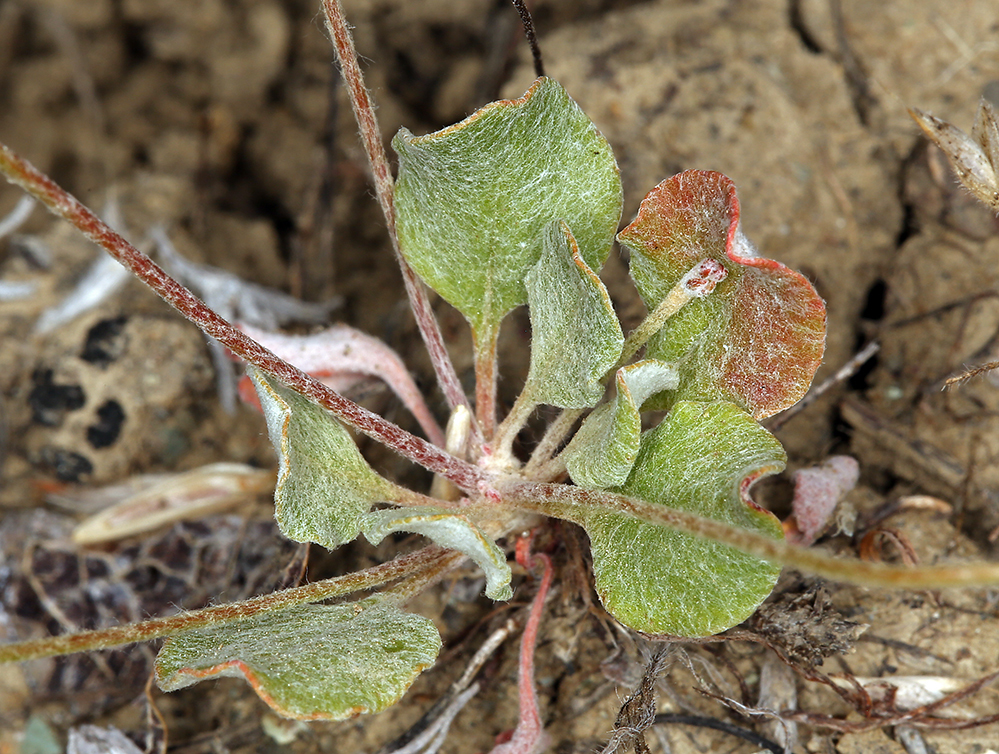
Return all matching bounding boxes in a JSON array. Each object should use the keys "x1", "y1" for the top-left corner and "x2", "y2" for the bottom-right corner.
[
  {"x1": 529, "y1": 453, "x2": 569, "y2": 485},
  {"x1": 379, "y1": 549, "x2": 467, "y2": 604},
  {"x1": 510, "y1": 0, "x2": 545, "y2": 79},
  {"x1": 490, "y1": 536, "x2": 552, "y2": 754},
  {"x1": 0, "y1": 143, "x2": 486, "y2": 494},
  {"x1": 0, "y1": 547, "x2": 451, "y2": 664},
  {"x1": 504, "y1": 481, "x2": 999, "y2": 589},
  {"x1": 392, "y1": 485, "x2": 464, "y2": 509},
  {"x1": 474, "y1": 325, "x2": 501, "y2": 441},
  {"x1": 616, "y1": 259, "x2": 727, "y2": 369},
  {"x1": 523, "y1": 408, "x2": 583, "y2": 478},
  {"x1": 617, "y1": 288, "x2": 690, "y2": 367},
  {"x1": 492, "y1": 389, "x2": 538, "y2": 467},
  {"x1": 321, "y1": 0, "x2": 478, "y2": 442}
]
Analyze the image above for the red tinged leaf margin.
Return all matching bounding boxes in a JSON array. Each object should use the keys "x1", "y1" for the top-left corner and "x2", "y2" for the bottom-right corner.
[
  {"x1": 619, "y1": 170, "x2": 826, "y2": 420},
  {"x1": 155, "y1": 602, "x2": 442, "y2": 721}
]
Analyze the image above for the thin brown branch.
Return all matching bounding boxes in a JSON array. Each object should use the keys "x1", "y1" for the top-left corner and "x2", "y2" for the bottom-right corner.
[
  {"x1": 652, "y1": 715, "x2": 782, "y2": 753},
  {"x1": 0, "y1": 547, "x2": 450, "y2": 664},
  {"x1": 510, "y1": 0, "x2": 544, "y2": 78},
  {"x1": 0, "y1": 142, "x2": 486, "y2": 493},
  {"x1": 785, "y1": 666, "x2": 999, "y2": 731},
  {"x1": 945, "y1": 359, "x2": 999, "y2": 387},
  {"x1": 767, "y1": 340, "x2": 880, "y2": 432},
  {"x1": 321, "y1": 0, "x2": 477, "y2": 440}
]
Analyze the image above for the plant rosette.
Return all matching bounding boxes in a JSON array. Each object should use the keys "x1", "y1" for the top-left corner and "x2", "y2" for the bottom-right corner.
[{"x1": 3, "y1": 0, "x2": 997, "y2": 738}]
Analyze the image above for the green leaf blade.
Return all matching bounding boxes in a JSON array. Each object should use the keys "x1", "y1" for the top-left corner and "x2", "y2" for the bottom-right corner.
[
  {"x1": 394, "y1": 77, "x2": 623, "y2": 341},
  {"x1": 155, "y1": 603, "x2": 441, "y2": 721},
  {"x1": 250, "y1": 368, "x2": 399, "y2": 550},
  {"x1": 579, "y1": 400, "x2": 785, "y2": 637},
  {"x1": 523, "y1": 220, "x2": 624, "y2": 409},
  {"x1": 619, "y1": 170, "x2": 826, "y2": 419},
  {"x1": 362, "y1": 507, "x2": 513, "y2": 601},
  {"x1": 563, "y1": 360, "x2": 677, "y2": 489}
]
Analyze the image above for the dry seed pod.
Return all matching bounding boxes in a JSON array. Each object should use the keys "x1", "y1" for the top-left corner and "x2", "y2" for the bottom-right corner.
[
  {"x1": 71, "y1": 463, "x2": 275, "y2": 544},
  {"x1": 910, "y1": 101, "x2": 999, "y2": 212},
  {"x1": 973, "y1": 100, "x2": 999, "y2": 173}
]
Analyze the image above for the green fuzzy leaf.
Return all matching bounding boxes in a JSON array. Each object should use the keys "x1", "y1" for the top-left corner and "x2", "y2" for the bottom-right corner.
[
  {"x1": 250, "y1": 368, "x2": 400, "y2": 550},
  {"x1": 394, "y1": 77, "x2": 622, "y2": 347},
  {"x1": 619, "y1": 170, "x2": 826, "y2": 419},
  {"x1": 155, "y1": 603, "x2": 441, "y2": 721},
  {"x1": 563, "y1": 360, "x2": 677, "y2": 489},
  {"x1": 523, "y1": 220, "x2": 623, "y2": 409},
  {"x1": 576, "y1": 401, "x2": 785, "y2": 637},
  {"x1": 362, "y1": 507, "x2": 512, "y2": 601}
]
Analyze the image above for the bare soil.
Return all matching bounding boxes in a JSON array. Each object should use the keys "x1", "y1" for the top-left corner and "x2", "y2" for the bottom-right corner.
[{"x1": 2, "y1": 0, "x2": 999, "y2": 752}]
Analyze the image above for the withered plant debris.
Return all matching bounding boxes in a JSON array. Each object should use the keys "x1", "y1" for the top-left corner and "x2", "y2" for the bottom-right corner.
[
  {"x1": 786, "y1": 666, "x2": 999, "y2": 733},
  {"x1": 598, "y1": 647, "x2": 672, "y2": 754},
  {"x1": 910, "y1": 100, "x2": 999, "y2": 387},
  {"x1": 747, "y1": 583, "x2": 868, "y2": 668},
  {"x1": 0, "y1": 511, "x2": 299, "y2": 714},
  {"x1": 4, "y1": 0, "x2": 999, "y2": 749},
  {"x1": 651, "y1": 714, "x2": 783, "y2": 754}
]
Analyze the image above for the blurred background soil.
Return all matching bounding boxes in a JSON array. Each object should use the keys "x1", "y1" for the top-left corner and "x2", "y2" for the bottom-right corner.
[{"x1": 1, "y1": 0, "x2": 999, "y2": 752}]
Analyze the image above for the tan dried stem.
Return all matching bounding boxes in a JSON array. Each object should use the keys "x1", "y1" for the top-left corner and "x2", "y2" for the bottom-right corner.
[
  {"x1": 507, "y1": 481, "x2": 999, "y2": 590},
  {"x1": 0, "y1": 547, "x2": 451, "y2": 664}
]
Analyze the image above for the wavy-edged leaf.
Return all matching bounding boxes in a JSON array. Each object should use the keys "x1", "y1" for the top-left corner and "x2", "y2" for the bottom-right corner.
[
  {"x1": 563, "y1": 360, "x2": 677, "y2": 489},
  {"x1": 155, "y1": 603, "x2": 441, "y2": 721},
  {"x1": 619, "y1": 170, "x2": 825, "y2": 419},
  {"x1": 250, "y1": 368, "x2": 401, "y2": 550},
  {"x1": 573, "y1": 400, "x2": 785, "y2": 637},
  {"x1": 393, "y1": 77, "x2": 622, "y2": 348},
  {"x1": 523, "y1": 220, "x2": 624, "y2": 409},
  {"x1": 363, "y1": 507, "x2": 512, "y2": 600}
]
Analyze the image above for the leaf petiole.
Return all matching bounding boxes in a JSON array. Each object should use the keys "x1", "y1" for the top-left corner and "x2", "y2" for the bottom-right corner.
[
  {"x1": 615, "y1": 258, "x2": 727, "y2": 369},
  {"x1": 492, "y1": 389, "x2": 538, "y2": 468},
  {"x1": 523, "y1": 407, "x2": 584, "y2": 479},
  {"x1": 473, "y1": 325, "x2": 501, "y2": 441}
]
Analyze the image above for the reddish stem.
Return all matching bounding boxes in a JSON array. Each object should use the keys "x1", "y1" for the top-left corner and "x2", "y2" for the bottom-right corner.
[
  {"x1": 491, "y1": 535, "x2": 552, "y2": 754},
  {"x1": 474, "y1": 325, "x2": 500, "y2": 441},
  {"x1": 0, "y1": 143, "x2": 486, "y2": 494},
  {"x1": 321, "y1": 0, "x2": 479, "y2": 443}
]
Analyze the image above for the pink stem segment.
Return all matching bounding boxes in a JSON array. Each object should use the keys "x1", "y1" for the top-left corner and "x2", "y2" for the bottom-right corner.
[{"x1": 490, "y1": 535, "x2": 552, "y2": 754}]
